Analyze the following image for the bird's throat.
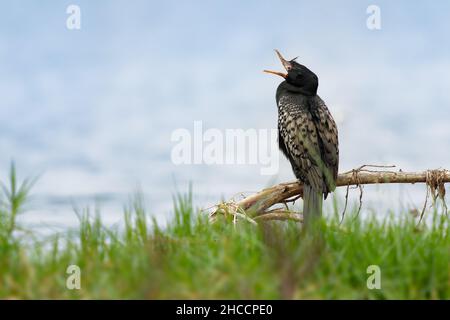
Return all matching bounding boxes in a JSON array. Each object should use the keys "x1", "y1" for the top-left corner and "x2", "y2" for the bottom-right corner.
[{"x1": 280, "y1": 81, "x2": 316, "y2": 96}]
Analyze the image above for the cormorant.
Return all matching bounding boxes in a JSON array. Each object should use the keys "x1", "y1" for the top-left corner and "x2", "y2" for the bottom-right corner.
[{"x1": 264, "y1": 50, "x2": 339, "y2": 225}]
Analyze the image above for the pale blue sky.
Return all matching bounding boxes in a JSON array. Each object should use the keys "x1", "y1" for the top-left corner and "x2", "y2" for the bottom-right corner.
[{"x1": 1, "y1": 1, "x2": 449, "y2": 227}]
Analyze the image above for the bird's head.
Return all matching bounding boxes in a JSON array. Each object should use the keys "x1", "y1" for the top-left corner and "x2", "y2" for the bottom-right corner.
[{"x1": 264, "y1": 49, "x2": 318, "y2": 96}]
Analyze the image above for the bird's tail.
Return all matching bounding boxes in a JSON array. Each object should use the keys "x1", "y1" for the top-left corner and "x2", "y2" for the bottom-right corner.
[{"x1": 303, "y1": 184, "x2": 323, "y2": 226}]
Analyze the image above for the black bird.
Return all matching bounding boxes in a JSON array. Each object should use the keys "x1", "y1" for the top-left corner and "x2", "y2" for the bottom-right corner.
[{"x1": 264, "y1": 50, "x2": 339, "y2": 225}]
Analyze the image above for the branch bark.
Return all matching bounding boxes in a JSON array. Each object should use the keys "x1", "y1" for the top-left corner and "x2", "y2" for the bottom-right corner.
[{"x1": 210, "y1": 167, "x2": 450, "y2": 221}]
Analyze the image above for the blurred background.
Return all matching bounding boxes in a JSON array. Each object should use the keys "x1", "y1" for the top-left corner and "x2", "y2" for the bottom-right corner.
[{"x1": 1, "y1": 0, "x2": 449, "y2": 232}]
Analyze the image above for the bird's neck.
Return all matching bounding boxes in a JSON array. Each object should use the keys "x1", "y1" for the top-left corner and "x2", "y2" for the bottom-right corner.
[{"x1": 277, "y1": 81, "x2": 317, "y2": 98}]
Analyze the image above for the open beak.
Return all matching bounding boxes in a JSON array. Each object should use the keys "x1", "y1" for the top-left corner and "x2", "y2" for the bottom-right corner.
[{"x1": 263, "y1": 49, "x2": 293, "y2": 79}]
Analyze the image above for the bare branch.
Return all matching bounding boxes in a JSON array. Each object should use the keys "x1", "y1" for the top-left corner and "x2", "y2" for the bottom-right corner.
[
  {"x1": 254, "y1": 211, "x2": 303, "y2": 222},
  {"x1": 210, "y1": 167, "x2": 450, "y2": 222}
]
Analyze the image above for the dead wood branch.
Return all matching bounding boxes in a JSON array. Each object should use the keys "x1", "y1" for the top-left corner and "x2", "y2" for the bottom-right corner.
[
  {"x1": 210, "y1": 166, "x2": 450, "y2": 224},
  {"x1": 254, "y1": 210, "x2": 303, "y2": 223}
]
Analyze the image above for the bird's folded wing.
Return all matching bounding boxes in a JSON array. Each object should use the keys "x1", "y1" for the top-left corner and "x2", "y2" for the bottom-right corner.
[
  {"x1": 313, "y1": 97, "x2": 339, "y2": 188},
  {"x1": 278, "y1": 102, "x2": 324, "y2": 191}
]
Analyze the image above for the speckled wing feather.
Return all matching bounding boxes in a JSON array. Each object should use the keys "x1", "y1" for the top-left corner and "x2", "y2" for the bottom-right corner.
[
  {"x1": 278, "y1": 95, "x2": 339, "y2": 196},
  {"x1": 312, "y1": 95, "x2": 339, "y2": 193}
]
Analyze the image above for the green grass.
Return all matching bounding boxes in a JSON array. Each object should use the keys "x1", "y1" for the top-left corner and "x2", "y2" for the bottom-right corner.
[{"x1": 0, "y1": 164, "x2": 449, "y2": 299}]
